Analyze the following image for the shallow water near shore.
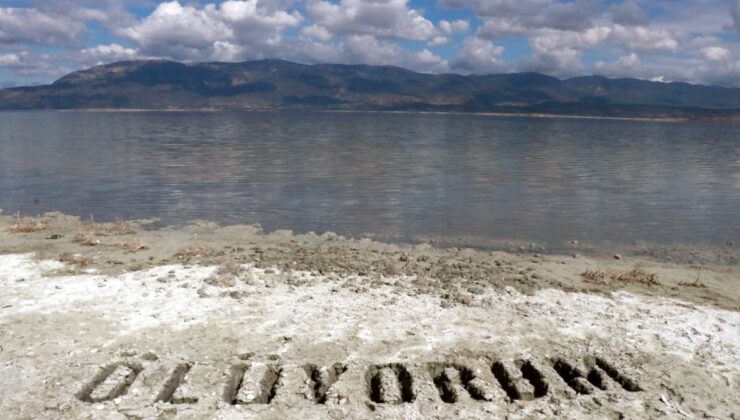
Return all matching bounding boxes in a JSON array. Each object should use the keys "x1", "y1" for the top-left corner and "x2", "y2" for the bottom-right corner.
[{"x1": 1, "y1": 110, "x2": 739, "y2": 251}]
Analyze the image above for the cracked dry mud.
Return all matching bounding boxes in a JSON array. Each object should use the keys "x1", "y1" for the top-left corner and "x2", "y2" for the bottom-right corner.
[{"x1": 0, "y1": 212, "x2": 738, "y2": 419}]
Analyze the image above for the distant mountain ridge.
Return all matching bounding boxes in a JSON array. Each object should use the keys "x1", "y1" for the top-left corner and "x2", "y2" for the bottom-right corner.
[{"x1": 2, "y1": 59, "x2": 740, "y2": 119}]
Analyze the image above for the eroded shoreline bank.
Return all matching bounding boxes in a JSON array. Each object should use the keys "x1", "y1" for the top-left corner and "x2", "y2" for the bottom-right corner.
[{"x1": 1, "y1": 211, "x2": 738, "y2": 310}]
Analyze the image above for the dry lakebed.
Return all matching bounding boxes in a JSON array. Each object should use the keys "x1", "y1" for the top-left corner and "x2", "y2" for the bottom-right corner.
[{"x1": 0, "y1": 212, "x2": 738, "y2": 419}]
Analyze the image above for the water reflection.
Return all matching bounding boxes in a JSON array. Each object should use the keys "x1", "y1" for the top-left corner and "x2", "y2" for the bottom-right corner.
[{"x1": 1, "y1": 110, "x2": 738, "y2": 249}]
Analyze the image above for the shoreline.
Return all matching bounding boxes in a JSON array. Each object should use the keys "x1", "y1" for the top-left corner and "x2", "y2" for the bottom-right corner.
[
  {"x1": 0, "y1": 107, "x2": 710, "y2": 123},
  {"x1": 1, "y1": 211, "x2": 738, "y2": 310},
  {"x1": 1, "y1": 211, "x2": 738, "y2": 418}
]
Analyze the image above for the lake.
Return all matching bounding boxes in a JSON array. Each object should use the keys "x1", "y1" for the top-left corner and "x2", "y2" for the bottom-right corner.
[{"x1": 1, "y1": 110, "x2": 738, "y2": 251}]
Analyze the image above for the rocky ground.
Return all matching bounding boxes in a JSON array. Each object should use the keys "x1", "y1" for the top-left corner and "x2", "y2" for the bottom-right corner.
[{"x1": 0, "y1": 212, "x2": 738, "y2": 419}]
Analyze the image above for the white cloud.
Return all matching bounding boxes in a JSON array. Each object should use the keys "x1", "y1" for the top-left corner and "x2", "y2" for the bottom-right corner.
[
  {"x1": 537, "y1": 27, "x2": 612, "y2": 51},
  {"x1": 595, "y1": 52, "x2": 642, "y2": 77},
  {"x1": 472, "y1": 3, "x2": 677, "y2": 77},
  {"x1": 610, "y1": 25, "x2": 678, "y2": 52},
  {"x1": 439, "y1": 19, "x2": 469, "y2": 35},
  {"x1": 455, "y1": 0, "x2": 683, "y2": 77},
  {"x1": 0, "y1": 7, "x2": 85, "y2": 45},
  {"x1": 0, "y1": 53, "x2": 21, "y2": 66},
  {"x1": 340, "y1": 34, "x2": 403, "y2": 64},
  {"x1": 610, "y1": 0, "x2": 648, "y2": 27},
  {"x1": 120, "y1": 0, "x2": 302, "y2": 61},
  {"x1": 732, "y1": 1, "x2": 740, "y2": 32},
  {"x1": 440, "y1": 0, "x2": 600, "y2": 33},
  {"x1": 2, "y1": 0, "x2": 740, "y2": 88},
  {"x1": 697, "y1": 58, "x2": 740, "y2": 86},
  {"x1": 525, "y1": 26, "x2": 611, "y2": 74},
  {"x1": 302, "y1": 24, "x2": 333, "y2": 41},
  {"x1": 450, "y1": 37, "x2": 505, "y2": 74},
  {"x1": 121, "y1": 2, "x2": 233, "y2": 58},
  {"x1": 0, "y1": 50, "x2": 65, "y2": 76},
  {"x1": 74, "y1": 8, "x2": 109, "y2": 22},
  {"x1": 428, "y1": 36, "x2": 449, "y2": 46},
  {"x1": 212, "y1": 41, "x2": 245, "y2": 62},
  {"x1": 280, "y1": 34, "x2": 451, "y2": 73},
  {"x1": 477, "y1": 17, "x2": 531, "y2": 38},
  {"x1": 271, "y1": 36, "x2": 342, "y2": 64},
  {"x1": 701, "y1": 46, "x2": 730, "y2": 61},
  {"x1": 307, "y1": 0, "x2": 437, "y2": 41},
  {"x1": 80, "y1": 44, "x2": 139, "y2": 64},
  {"x1": 413, "y1": 48, "x2": 448, "y2": 73},
  {"x1": 220, "y1": 0, "x2": 302, "y2": 27}
]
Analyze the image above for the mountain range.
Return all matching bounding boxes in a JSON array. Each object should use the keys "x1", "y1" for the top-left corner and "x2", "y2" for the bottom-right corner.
[{"x1": 2, "y1": 59, "x2": 740, "y2": 119}]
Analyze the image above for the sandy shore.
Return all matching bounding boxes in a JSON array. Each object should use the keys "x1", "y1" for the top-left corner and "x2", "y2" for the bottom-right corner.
[{"x1": 0, "y1": 212, "x2": 738, "y2": 418}]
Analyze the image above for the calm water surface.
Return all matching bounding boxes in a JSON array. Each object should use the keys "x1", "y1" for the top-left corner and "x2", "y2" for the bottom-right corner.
[{"x1": 1, "y1": 111, "x2": 738, "y2": 250}]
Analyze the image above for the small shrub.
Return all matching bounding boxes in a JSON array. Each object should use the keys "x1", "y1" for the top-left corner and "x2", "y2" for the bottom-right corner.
[
  {"x1": 217, "y1": 260, "x2": 245, "y2": 277},
  {"x1": 679, "y1": 266, "x2": 706, "y2": 288},
  {"x1": 9, "y1": 214, "x2": 46, "y2": 233},
  {"x1": 679, "y1": 281, "x2": 707, "y2": 289},
  {"x1": 204, "y1": 261, "x2": 244, "y2": 287},
  {"x1": 85, "y1": 219, "x2": 135, "y2": 236},
  {"x1": 581, "y1": 270, "x2": 608, "y2": 284},
  {"x1": 118, "y1": 240, "x2": 149, "y2": 252},
  {"x1": 581, "y1": 267, "x2": 659, "y2": 286},
  {"x1": 58, "y1": 253, "x2": 92, "y2": 267},
  {"x1": 382, "y1": 262, "x2": 401, "y2": 277},
  {"x1": 613, "y1": 268, "x2": 659, "y2": 286},
  {"x1": 73, "y1": 232, "x2": 101, "y2": 246}
]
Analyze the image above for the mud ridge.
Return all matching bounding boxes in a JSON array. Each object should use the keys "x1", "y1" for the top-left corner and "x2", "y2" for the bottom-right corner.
[
  {"x1": 304, "y1": 363, "x2": 347, "y2": 403},
  {"x1": 77, "y1": 361, "x2": 143, "y2": 403},
  {"x1": 367, "y1": 364, "x2": 415, "y2": 404},
  {"x1": 155, "y1": 363, "x2": 194, "y2": 403}
]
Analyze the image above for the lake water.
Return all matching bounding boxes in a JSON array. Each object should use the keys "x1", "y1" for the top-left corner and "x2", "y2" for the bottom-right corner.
[{"x1": 1, "y1": 111, "x2": 739, "y2": 251}]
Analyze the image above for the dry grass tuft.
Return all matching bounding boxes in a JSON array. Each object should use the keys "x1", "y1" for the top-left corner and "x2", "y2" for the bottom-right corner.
[
  {"x1": 679, "y1": 281, "x2": 707, "y2": 289},
  {"x1": 582, "y1": 267, "x2": 659, "y2": 286},
  {"x1": 9, "y1": 214, "x2": 46, "y2": 233},
  {"x1": 612, "y1": 268, "x2": 659, "y2": 286},
  {"x1": 217, "y1": 260, "x2": 245, "y2": 277},
  {"x1": 205, "y1": 261, "x2": 245, "y2": 287},
  {"x1": 382, "y1": 262, "x2": 401, "y2": 277},
  {"x1": 581, "y1": 269, "x2": 608, "y2": 284},
  {"x1": 175, "y1": 244, "x2": 216, "y2": 258},
  {"x1": 118, "y1": 240, "x2": 150, "y2": 252},
  {"x1": 679, "y1": 266, "x2": 707, "y2": 288},
  {"x1": 87, "y1": 220, "x2": 135, "y2": 236},
  {"x1": 58, "y1": 252, "x2": 92, "y2": 267},
  {"x1": 72, "y1": 218, "x2": 135, "y2": 248},
  {"x1": 73, "y1": 232, "x2": 101, "y2": 246}
]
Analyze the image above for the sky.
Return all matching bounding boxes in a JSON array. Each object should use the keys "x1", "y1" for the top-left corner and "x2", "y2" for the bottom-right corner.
[{"x1": 2, "y1": 0, "x2": 740, "y2": 87}]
